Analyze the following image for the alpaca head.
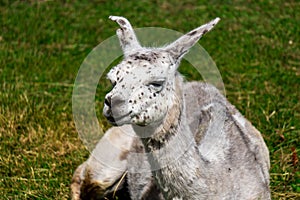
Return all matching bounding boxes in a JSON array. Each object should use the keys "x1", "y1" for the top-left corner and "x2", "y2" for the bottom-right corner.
[{"x1": 103, "y1": 16, "x2": 219, "y2": 126}]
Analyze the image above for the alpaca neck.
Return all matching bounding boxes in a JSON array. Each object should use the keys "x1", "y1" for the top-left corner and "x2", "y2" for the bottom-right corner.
[
  {"x1": 132, "y1": 76, "x2": 209, "y2": 198},
  {"x1": 140, "y1": 99, "x2": 182, "y2": 152},
  {"x1": 132, "y1": 75, "x2": 187, "y2": 152},
  {"x1": 132, "y1": 75, "x2": 203, "y2": 169}
]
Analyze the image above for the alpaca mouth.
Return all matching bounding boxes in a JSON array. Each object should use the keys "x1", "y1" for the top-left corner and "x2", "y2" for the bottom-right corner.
[{"x1": 105, "y1": 111, "x2": 132, "y2": 126}]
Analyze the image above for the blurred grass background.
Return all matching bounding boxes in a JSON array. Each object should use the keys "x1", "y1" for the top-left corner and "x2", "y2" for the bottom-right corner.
[{"x1": 0, "y1": 0, "x2": 299, "y2": 199}]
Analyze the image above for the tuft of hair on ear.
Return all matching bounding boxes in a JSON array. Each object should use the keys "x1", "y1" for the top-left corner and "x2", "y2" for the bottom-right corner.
[
  {"x1": 164, "y1": 17, "x2": 220, "y2": 63},
  {"x1": 109, "y1": 16, "x2": 142, "y2": 55}
]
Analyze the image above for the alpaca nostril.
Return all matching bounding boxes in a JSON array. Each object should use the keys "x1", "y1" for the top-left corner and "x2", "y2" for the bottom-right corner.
[
  {"x1": 104, "y1": 97, "x2": 111, "y2": 107},
  {"x1": 105, "y1": 96, "x2": 125, "y2": 108}
]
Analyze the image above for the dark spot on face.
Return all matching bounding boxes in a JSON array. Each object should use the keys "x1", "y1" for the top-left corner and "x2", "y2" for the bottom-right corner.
[
  {"x1": 153, "y1": 93, "x2": 156, "y2": 97},
  {"x1": 129, "y1": 100, "x2": 132, "y2": 103},
  {"x1": 141, "y1": 92, "x2": 144, "y2": 95},
  {"x1": 188, "y1": 30, "x2": 197, "y2": 36},
  {"x1": 116, "y1": 71, "x2": 120, "y2": 75},
  {"x1": 131, "y1": 53, "x2": 152, "y2": 62},
  {"x1": 129, "y1": 36, "x2": 133, "y2": 40},
  {"x1": 127, "y1": 61, "x2": 132, "y2": 64},
  {"x1": 151, "y1": 52, "x2": 159, "y2": 58},
  {"x1": 134, "y1": 100, "x2": 136, "y2": 104}
]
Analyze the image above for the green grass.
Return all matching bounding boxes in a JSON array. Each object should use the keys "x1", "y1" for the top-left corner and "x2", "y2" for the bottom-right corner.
[{"x1": 1, "y1": 0, "x2": 299, "y2": 199}]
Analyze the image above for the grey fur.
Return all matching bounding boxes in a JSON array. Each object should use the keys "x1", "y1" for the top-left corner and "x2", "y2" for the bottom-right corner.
[{"x1": 71, "y1": 16, "x2": 270, "y2": 200}]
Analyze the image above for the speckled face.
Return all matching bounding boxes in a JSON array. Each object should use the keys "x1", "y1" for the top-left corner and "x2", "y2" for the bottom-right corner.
[
  {"x1": 104, "y1": 15, "x2": 219, "y2": 126},
  {"x1": 103, "y1": 50, "x2": 177, "y2": 126}
]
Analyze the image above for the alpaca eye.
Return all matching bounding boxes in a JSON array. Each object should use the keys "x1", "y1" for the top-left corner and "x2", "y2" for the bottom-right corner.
[
  {"x1": 150, "y1": 82, "x2": 163, "y2": 87},
  {"x1": 148, "y1": 80, "x2": 165, "y2": 92}
]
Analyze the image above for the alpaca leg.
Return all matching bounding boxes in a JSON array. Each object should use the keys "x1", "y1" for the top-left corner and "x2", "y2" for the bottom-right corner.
[
  {"x1": 71, "y1": 125, "x2": 134, "y2": 199},
  {"x1": 71, "y1": 162, "x2": 87, "y2": 200}
]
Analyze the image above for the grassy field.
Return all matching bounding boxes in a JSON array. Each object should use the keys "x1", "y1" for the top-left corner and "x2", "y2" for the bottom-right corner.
[{"x1": 0, "y1": 0, "x2": 299, "y2": 199}]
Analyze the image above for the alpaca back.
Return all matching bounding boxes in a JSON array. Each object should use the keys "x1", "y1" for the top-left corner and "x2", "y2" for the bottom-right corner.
[{"x1": 184, "y1": 81, "x2": 270, "y2": 199}]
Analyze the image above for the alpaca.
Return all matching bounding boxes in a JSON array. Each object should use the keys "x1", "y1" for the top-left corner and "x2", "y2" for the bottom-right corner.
[
  {"x1": 71, "y1": 82, "x2": 219, "y2": 199},
  {"x1": 71, "y1": 82, "x2": 234, "y2": 200},
  {"x1": 102, "y1": 16, "x2": 271, "y2": 199},
  {"x1": 71, "y1": 16, "x2": 271, "y2": 200}
]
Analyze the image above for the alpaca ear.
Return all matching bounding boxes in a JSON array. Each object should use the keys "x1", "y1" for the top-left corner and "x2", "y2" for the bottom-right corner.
[
  {"x1": 164, "y1": 17, "x2": 220, "y2": 63},
  {"x1": 109, "y1": 16, "x2": 141, "y2": 55}
]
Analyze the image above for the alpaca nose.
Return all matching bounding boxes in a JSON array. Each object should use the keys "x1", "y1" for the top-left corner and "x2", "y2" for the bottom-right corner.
[{"x1": 104, "y1": 95, "x2": 125, "y2": 108}]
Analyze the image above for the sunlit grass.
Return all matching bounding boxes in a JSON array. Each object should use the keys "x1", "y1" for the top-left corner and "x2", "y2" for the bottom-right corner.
[{"x1": 0, "y1": 1, "x2": 299, "y2": 199}]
